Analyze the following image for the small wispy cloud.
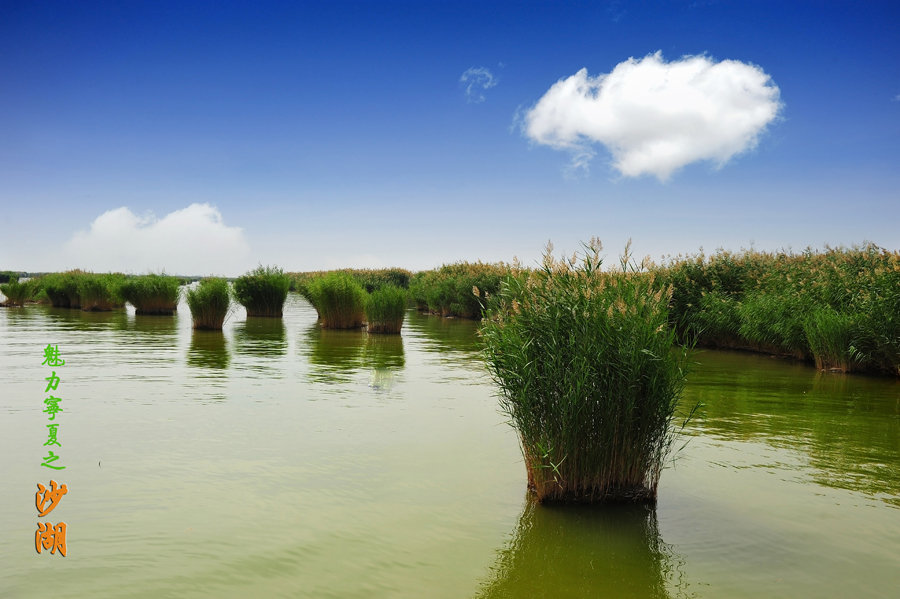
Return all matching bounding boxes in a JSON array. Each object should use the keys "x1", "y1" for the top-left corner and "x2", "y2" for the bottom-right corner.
[
  {"x1": 460, "y1": 66, "x2": 497, "y2": 103},
  {"x1": 893, "y1": 93, "x2": 900, "y2": 102},
  {"x1": 521, "y1": 52, "x2": 782, "y2": 180}
]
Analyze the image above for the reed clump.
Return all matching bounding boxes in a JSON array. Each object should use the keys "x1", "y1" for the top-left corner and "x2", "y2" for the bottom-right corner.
[
  {"x1": 409, "y1": 262, "x2": 511, "y2": 318},
  {"x1": 77, "y1": 273, "x2": 125, "y2": 311},
  {"x1": 186, "y1": 278, "x2": 231, "y2": 330},
  {"x1": 290, "y1": 268, "x2": 412, "y2": 293},
  {"x1": 366, "y1": 285, "x2": 407, "y2": 334},
  {"x1": 0, "y1": 277, "x2": 36, "y2": 307},
  {"x1": 38, "y1": 271, "x2": 84, "y2": 308},
  {"x1": 306, "y1": 272, "x2": 367, "y2": 329},
  {"x1": 481, "y1": 240, "x2": 689, "y2": 504},
  {"x1": 119, "y1": 274, "x2": 181, "y2": 315},
  {"x1": 233, "y1": 265, "x2": 290, "y2": 317}
]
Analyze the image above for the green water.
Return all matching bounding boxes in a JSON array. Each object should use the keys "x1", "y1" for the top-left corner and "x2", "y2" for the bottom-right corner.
[{"x1": 1, "y1": 295, "x2": 898, "y2": 598}]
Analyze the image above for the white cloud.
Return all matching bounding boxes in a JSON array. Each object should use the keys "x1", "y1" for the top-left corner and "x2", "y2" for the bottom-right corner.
[
  {"x1": 65, "y1": 203, "x2": 251, "y2": 275},
  {"x1": 460, "y1": 67, "x2": 497, "y2": 103},
  {"x1": 523, "y1": 52, "x2": 782, "y2": 180}
]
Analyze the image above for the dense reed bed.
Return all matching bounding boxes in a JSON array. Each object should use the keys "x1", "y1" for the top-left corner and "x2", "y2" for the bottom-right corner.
[
  {"x1": 119, "y1": 274, "x2": 181, "y2": 315},
  {"x1": 186, "y1": 278, "x2": 231, "y2": 330},
  {"x1": 77, "y1": 273, "x2": 125, "y2": 311},
  {"x1": 38, "y1": 271, "x2": 85, "y2": 308},
  {"x1": 481, "y1": 241, "x2": 689, "y2": 503},
  {"x1": 234, "y1": 266, "x2": 290, "y2": 317},
  {"x1": 365, "y1": 285, "x2": 407, "y2": 334},
  {"x1": 655, "y1": 244, "x2": 900, "y2": 376},
  {"x1": 0, "y1": 277, "x2": 35, "y2": 307},
  {"x1": 290, "y1": 268, "x2": 411, "y2": 294},
  {"x1": 409, "y1": 262, "x2": 511, "y2": 318},
  {"x1": 305, "y1": 272, "x2": 367, "y2": 329}
]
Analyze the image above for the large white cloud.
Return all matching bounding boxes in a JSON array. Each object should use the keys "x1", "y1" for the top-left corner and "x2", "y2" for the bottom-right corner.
[
  {"x1": 65, "y1": 203, "x2": 251, "y2": 275},
  {"x1": 523, "y1": 52, "x2": 782, "y2": 180}
]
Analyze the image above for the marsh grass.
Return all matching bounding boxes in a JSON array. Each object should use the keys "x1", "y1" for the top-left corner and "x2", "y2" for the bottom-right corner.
[
  {"x1": 77, "y1": 273, "x2": 125, "y2": 311},
  {"x1": 365, "y1": 285, "x2": 407, "y2": 334},
  {"x1": 291, "y1": 268, "x2": 411, "y2": 294},
  {"x1": 0, "y1": 277, "x2": 36, "y2": 307},
  {"x1": 233, "y1": 266, "x2": 290, "y2": 317},
  {"x1": 803, "y1": 308, "x2": 856, "y2": 371},
  {"x1": 120, "y1": 274, "x2": 181, "y2": 315},
  {"x1": 481, "y1": 240, "x2": 690, "y2": 504},
  {"x1": 409, "y1": 262, "x2": 510, "y2": 319},
  {"x1": 307, "y1": 272, "x2": 366, "y2": 329},
  {"x1": 40, "y1": 271, "x2": 84, "y2": 308},
  {"x1": 186, "y1": 278, "x2": 231, "y2": 330},
  {"x1": 655, "y1": 244, "x2": 900, "y2": 376}
]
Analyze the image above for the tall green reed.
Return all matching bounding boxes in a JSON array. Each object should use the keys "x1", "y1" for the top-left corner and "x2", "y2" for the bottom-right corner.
[
  {"x1": 306, "y1": 272, "x2": 367, "y2": 329},
  {"x1": 186, "y1": 278, "x2": 231, "y2": 330},
  {"x1": 0, "y1": 277, "x2": 36, "y2": 307},
  {"x1": 120, "y1": 274, "x2": 181, "y2": 315},
  {"x1": 365, "y1": 285, "x2": 407, "y2": 334},
  {"x1": 233, "y1": 266, "x2": 290, "y2": 317},
  {"x1": 481, "y1": 240, "x2": 690, "y2": 503}
]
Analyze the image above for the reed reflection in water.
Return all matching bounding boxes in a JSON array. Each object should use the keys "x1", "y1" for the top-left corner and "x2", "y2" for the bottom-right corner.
[
  {"x1": 477, "y1": 499, "x2": 687, "y2": 599},
  {"x1": 364, "y1": 333, "x2": 404, "y2": 392},
  {"x1": 232, "y1": 317, "x2": 287, "y2": 358},
  {"x1": 187, "y1": 330, "x2": 230, "y2": 370},
  {"x1": 304, "y1": 326, "x2": 406, "y2": 386}
]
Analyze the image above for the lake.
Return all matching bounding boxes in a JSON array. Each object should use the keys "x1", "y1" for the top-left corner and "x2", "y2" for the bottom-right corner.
[{"x1": 1, "y1": 293, "x2": 898, "y2": 598}]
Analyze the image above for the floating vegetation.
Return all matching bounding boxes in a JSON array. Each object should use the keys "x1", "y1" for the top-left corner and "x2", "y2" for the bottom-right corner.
[
  {"x1": 119, "y1": 274, "x2": 181, "y2": 315},
  {"x1": 233, "y1": 265, "x2": 290, "y2": 318},
  {"x1": 186, "y1": 278, "x2": 231, "y2": 330},
  {"x1": 481, "y1": 240, "x2": 690, "y2": 503},
  {"x1": 365, "y1": 285, "x2": 407, "y2": 334}
]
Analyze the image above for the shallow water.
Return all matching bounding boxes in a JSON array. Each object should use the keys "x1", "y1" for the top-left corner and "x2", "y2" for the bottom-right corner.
[{"x1": 1, "y1": 295, "x2": 898, "y2": 598}]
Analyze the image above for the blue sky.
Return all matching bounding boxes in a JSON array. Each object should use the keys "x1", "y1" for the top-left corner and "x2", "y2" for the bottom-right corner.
[{"x1": 1, "y1": 0, "x2": 898, "y2": 275}]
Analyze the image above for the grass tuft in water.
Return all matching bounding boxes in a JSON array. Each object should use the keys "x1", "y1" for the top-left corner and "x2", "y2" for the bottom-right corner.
[
  {"x1": 120, "y1": 274, "x2": 181, "y2": 315},
  {"x1": 481, "y1": 240, "x2": 690, "y2": 503},
  {"x1": 233, "y1": 265, "x2": 290, "y2": 317},
  {"x1": 38, "y1": 271, "x2": 84, "y2": 308},
  {"x1": 0, "y1": 277, "x2": 36, "y2": 307},
  {"x1": 365, "y1": 285, "x2": 407, "y2": 334},
  {"x1": 803, "y1": 308, "x2": 856, "y2": 372},
  {"x1": 77, "y1": 273, "x2": 125, "y2": 311},
  {"x1": 307, "y1": 272, "x2": 367, "y2": 329},
  {"x1": 186, "y1": 278, "x2": 231, "y2": 330}
]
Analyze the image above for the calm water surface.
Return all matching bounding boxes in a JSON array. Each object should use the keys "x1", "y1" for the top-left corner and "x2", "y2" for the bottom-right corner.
[{"x1": 1, "y1": 294, "x2": 898, "y2": 598}]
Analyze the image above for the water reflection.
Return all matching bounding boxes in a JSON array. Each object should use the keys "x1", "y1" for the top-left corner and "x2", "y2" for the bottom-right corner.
[
  {"x1": 405, "y1": 311, "x2": 481, "y2": 355},
  {"x1": 119, "y1": 312, "x2": 178, "y2": 337},
  {"x1": 364, "y1": 334, "x2": 404, "y2": 392},
  {"x1": 187, "y1": 331, "x2": 230, "y2": 370},
  {"x1": 686, "y1": 349, "x2": 900, "y2": 505},
  {"x1": 305, "y1": 326, "x2": 367, "y2": 384},
  {"x1": 232, "y1": 318, "x2": 287, "y2": 358},
  {"x1": 477, "y1": 499, "x2": 686, "y2": 599},
  {"x1": 44, "y1": 305, "x2": 131, "y2": 332},
  {"x1": 304, "y1": 326, "x2": 406, "y2": 386}
]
